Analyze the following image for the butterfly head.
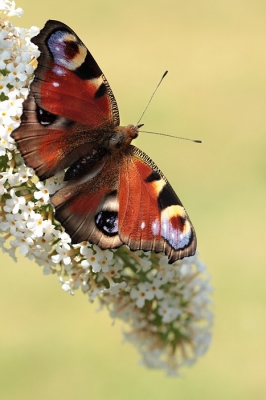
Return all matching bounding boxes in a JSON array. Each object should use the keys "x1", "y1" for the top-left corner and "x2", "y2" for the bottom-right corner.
[
  {"x1": 109, "y1": 124, "x2": 141, "y2": 152},
  {"x1": 126, "y1": 124, "x2": 141, "y2": 139}
]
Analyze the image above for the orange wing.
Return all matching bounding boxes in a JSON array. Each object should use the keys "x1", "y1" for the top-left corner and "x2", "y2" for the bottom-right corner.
[{"x1": 118, "y1": 146, "x2": 196, "y2": 262}]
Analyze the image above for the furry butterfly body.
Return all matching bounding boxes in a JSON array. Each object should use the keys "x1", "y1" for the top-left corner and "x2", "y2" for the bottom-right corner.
[{"x1": 12, "y1": 20, "x2": 196, "y2": 263}]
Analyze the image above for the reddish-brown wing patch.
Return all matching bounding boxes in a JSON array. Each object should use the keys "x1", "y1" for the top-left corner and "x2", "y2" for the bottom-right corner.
[
  {"x1": 11, "y1": 93, "x2": 101, "y2": 180},
  {"x1": 35, "y1": 66, "x2": 113, "y2": 127}
]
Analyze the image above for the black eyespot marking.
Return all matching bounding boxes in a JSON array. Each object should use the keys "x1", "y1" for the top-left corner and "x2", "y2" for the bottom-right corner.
[
  {"x1": 94, "y1": 83, "x2": 107, "y2": 99},
  {"x1": 158, "y1": 185, "x2": 180, "y2": 210},
  {"x1": 178, "y1": 215, "x2": 186, "y2": 229},
  {"x1": 64, "y1": 40, "x2": 79, "y2": 59},
  {"x1": 36, "y1": 106, "x2": 57, "y2": 126},
  {"x1": 95, "y1": 211, "x2": 118, "y2": 236},
  {"x1": 108, "y1": 190, "x2": 117, "y2": 197},
  {"x1": 145, "y1": 171, "x2": 161, "y2": 183},
  {"x1": 75, "y1": 51, "x2": 102, "y2": 80}
]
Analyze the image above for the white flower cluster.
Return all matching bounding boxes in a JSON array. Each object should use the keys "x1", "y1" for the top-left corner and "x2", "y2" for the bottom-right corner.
[
  {"x1": 0, "y1": 0, "x2": 213, "y2": 375},
  {"x1": 102, "y1": 253, "x2": 213, "y2": 375},
  {"x1": 0, "y1": 0, "x2": 22, "y2": 18}
]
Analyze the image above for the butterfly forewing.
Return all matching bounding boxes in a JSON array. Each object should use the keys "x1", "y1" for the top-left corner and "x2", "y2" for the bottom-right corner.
[
  {"x1": 12, "y1": 92, "x2": 105, "y2": 180},
  {"x1": 11, "y1": 20, "x2": 120, "y2": 180},
  {"x1": 31, "y1": 20, "x2": 120, "y2": 127},
  {"x1": 118, "y1": 147, "x2": 196, "y2": 263}
]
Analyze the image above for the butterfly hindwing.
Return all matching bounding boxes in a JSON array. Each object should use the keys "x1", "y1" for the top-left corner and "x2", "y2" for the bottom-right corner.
[{"x1": 50, "y1": 155, "x2": 123, "y2": 249}]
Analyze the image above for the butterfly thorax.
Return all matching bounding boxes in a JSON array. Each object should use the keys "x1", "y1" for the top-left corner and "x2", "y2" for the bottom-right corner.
[
  {"x1": 64, "y1": 124, "x2": 138, "y2": 181},
  {"x1": 108, "y1": 124, "x2": 138, "y2": 152}
]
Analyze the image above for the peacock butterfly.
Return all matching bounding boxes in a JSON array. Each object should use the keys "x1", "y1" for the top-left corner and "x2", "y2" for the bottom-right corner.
[{"x1": 12, "y1": 20, "x2": 197, "y2": 263}]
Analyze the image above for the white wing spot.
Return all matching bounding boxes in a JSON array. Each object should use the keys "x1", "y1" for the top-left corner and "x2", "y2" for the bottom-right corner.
[
  {"x1": 59, "y1": 58, "x2": 68, "y2": 66},
  {"x1": 140, "y1": 221, "x2": 146, "y2": 230},
  {"x1": 53, "y1": 66, "x2": 65, "y2": 76},
  {"x1": 152, "y1": 220, "x2": 160, "y2": 236}
]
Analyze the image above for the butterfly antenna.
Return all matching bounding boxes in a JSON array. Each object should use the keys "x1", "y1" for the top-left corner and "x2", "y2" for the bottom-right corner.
[
  {"x1": 138, "y1": 130, "x2": 202, "y2": 143},
  {"x1": 136, "y1": 70, "x2": 168, "y2": 126}
]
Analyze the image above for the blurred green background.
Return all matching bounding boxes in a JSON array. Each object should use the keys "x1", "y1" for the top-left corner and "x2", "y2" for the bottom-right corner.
[{"x1": 1, "y1": 0, "x2": 266, "y2": 399}]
